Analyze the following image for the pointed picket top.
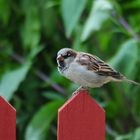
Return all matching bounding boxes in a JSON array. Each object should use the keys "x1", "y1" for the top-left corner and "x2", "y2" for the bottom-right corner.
[
  {"x1": 0, "y1": 96, "x2": 16, "y2": 140},
  {"x1": 58, "y1": 90, "x2": 105, "y2": 140}
]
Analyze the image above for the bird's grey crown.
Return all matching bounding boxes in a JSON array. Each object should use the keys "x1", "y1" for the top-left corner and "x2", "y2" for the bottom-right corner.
[{"x1": 57, "y1": 48, "x2": 74, "y2": 56}]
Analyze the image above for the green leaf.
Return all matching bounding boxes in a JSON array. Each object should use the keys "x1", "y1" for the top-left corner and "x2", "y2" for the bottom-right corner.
[
  {"x1": 115, "y1": 133, "x2": 132, "y2": 140},
  {"x1": 124, "y1": 1, "x2": 140, "y2": 9},
  {"x1": 0, "y1": 63, "x2": 31, "y2": 101},
  {"x1": 21, "y1": 0, "x2": 41, "y2": 49},
  {"x1": 28, "y1": 44, "x2": 44, "y2": 60},
  {"x1": 115, "y1": 127, "x2": 140, "y2": 140},
  {"x1": 133, "y1": 127, "x2": 140, "y2": 140},
  {"x1": 72, "y1": 26, "x2": 88, "y2": 52},
  {"x1": 25, "y1": 100, "x2": 65, "y2": 140},
  {"x1": 109, "y1": 39, "x2": 138, "y2": 79},
  {"x1": 61, "y1": 0, "x2": 86, "y2": 37},
  {"x1": 81, "y1": 0, "x2": 113, "y2": 41},
  {"x1": 43, "y1": 91, "x2": 64, "y2": 100},
  {"x1": 44, "y1": 1, "x2": 59, "y2": 9},
  {"x1": 0, "y1": 0, "x2": 10, "y2": 25}
]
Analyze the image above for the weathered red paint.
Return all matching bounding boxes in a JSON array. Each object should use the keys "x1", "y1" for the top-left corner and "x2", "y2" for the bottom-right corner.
[
  {"x1": 0, "y1": 96, "x2": 16, "y2": 140},
  {"x1": 58, "y1": 90, "x2": 105, "y2": 140}
]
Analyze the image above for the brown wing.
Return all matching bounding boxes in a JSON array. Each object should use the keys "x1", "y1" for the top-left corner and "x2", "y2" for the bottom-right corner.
[{"x1": 77, "y1": 53, "x2": 123, "y2": 79}]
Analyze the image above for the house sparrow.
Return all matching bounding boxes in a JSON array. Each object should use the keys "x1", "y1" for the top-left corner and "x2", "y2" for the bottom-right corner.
[{"x1": 57, "y1": 48, "x2": 140, "y2": 92}]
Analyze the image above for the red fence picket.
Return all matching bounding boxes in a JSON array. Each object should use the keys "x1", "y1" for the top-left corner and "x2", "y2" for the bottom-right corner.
[
  {"x1": 0, "y1": 96, "x2": 16, "y2": 140},
  {"x1": 58, "y1": 90, "x2": 105, "y2": 140}
]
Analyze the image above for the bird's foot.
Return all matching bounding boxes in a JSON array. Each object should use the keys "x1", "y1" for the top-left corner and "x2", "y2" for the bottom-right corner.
[{"x1": 72, "y1": 86, "x2": 89, "y2": 96}]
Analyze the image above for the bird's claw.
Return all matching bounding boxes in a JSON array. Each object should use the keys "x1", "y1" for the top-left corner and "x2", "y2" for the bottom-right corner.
[{"x1": 72, "y1": 86, "x2": 89, "y2": 96}]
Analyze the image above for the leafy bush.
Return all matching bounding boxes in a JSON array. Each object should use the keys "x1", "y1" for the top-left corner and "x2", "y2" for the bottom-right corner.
[{"x1": 0, "y1": 0, "x2": 140, "y2": 139}]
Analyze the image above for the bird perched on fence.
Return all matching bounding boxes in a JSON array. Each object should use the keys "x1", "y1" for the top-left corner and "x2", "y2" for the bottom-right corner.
[{"x1": 56, "y1": 48, "x2": 140, "y2": 93}]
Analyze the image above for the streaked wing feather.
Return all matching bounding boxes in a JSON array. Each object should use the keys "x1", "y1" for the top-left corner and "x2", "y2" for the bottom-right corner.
[{"x1": 78, "y1": 53, "x2": 123, "y2": 79}]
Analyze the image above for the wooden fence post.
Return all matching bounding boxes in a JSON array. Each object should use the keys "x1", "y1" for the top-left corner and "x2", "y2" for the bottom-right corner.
[
  {"x1": 0, "y1": 96, "x2": 16, "y2": 140},
  {"x1": 58, "y1": 90, "x2": 105, "y2": 140}
]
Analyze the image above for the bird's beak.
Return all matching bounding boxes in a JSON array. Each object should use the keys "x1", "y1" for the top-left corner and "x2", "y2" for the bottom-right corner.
[{"x1": 57, "y1": 55, "x2": 64, "y2": 61}]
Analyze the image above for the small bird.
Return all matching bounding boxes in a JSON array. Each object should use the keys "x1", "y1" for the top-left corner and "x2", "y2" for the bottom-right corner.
[{"x1": 57, "y1": 48, "x2": 140, "y2": 92}]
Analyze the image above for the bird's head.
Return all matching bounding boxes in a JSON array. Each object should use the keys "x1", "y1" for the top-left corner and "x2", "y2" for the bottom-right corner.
[{"x1": 56, "y1": 48, "x2": 77, "y2": 71}]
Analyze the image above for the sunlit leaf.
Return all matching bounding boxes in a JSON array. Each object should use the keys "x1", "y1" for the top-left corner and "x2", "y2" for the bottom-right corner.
[
  {"x1": 115, "y1": 127, "x2": 140, "y2": 140},
  {"x1": 115, "y1": 133, "x2": 131, "y2": 140},
  {"x1": 133, "y1": 127, "x2": 140, "y2": 140},
  {"x1": 109, "y1": 39, "x2": 138, "y2": 79},
  {"x1": 0, "y1": 62, "x2": 31, "y2": 101},
  {"x1": 61, "y1": 0, "x2": 87, "y2": 37},
  {"x1": 25, "y1": 100, "x2": 65, "y2": 140},
  {"x1": 81, "y1": 0, "x2": 113, "y2": 41}
]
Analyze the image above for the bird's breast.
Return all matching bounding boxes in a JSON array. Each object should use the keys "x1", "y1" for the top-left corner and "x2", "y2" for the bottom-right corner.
[{"x1": 62, "y1": 62, "x2": 107, "y2": 87}]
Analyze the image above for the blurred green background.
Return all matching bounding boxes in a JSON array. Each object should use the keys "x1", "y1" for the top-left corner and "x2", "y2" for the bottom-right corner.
[{"x1": 0, "y1": 0, "x2": 140, "y2": 139}]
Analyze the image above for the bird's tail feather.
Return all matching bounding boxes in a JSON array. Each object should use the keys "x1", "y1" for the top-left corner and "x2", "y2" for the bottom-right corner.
[{"x1": 123, "y1": 77, "x2": 140, "y2": 86}]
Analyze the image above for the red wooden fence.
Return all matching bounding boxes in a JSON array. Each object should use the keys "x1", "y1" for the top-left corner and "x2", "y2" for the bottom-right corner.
[
  {"x1": 58, "y1": 90, "x2": 105, "y2": 140},
  {"x1": 0, "y1": 91, "x2": 105, "y2": 140},
  {"x1": 0, "y1": 96, "x2": 16, "y2": 140}
]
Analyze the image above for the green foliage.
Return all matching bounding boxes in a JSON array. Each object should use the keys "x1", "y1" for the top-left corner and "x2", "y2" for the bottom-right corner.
[
  {"x1": 61, "y1": 0, "x2": 87, "y2": 37},
  {"x1": 115, "y1": 127, "x2": 140, "y2": 140},
  {"x1": 110, "y1": 39, "x2": 138, "y2": 78},
  {"x1": 0, "y1": 0, "x2": 140, "y2": 140},
  {"x1": 0, "y1": 0, "x2": 10, "y2": 25},
  {"x1": 81, "y1": 0, "x2": 113, "y2": 41},
  {"x1": 0, "y1": 62, "x2": 31, "y2": 100},
  {"x1": 25, "y1": 100, "x2": 64, "y2": 140}
]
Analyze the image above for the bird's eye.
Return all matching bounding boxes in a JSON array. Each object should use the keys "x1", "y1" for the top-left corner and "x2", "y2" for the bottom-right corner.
[
  {"x1": 63, "y1": 54, "x2": 69, "y2": 59},
  {"x1": 67, "y1": 53, "x2": 71, "y2": 56},
  {"x1": 63, "y1": 52, "x2": 71, "y2": 59}
]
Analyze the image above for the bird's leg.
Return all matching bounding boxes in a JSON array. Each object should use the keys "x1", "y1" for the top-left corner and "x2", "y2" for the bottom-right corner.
[{"x1": 72, "y1": 86, "x2": 89, "y2": 96}]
